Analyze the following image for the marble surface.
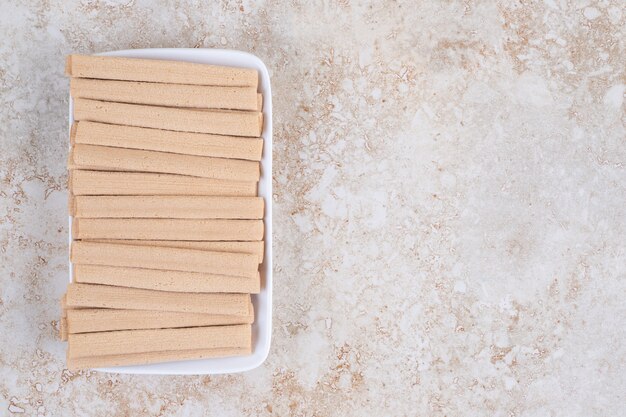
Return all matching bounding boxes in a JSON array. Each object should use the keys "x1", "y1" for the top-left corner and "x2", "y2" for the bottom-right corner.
[{"x1": 0, "y1": 0, "x2": 624, "y2": 415}]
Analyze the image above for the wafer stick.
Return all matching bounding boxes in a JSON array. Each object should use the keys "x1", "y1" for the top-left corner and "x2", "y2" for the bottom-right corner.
[
  {"x1": 66, "y1": 306, "x2": 254, "y2": 334},
  {"x1": 69, "y1": 170, "x2": 257, "y2": 196},
  {"x1": 61, "y1": 295, "x2": 88, "y2": 310},
  {"x1": 60, "y1": 295, "x2": 68, "y2": 339},
  {"x1": 87, "y1": 239, "x2": 265, "y2": 263},
  {"x1": 70, "y1": 195, "x2": 264, "y2": 219},
  {"x1": 67, "y1": 324, "x2": 251, "y2": 358},
  {"x1": 70, "y1": 78, "x2": 258, "y2": 110},
  {"x1": 257, "y1": 94, "x2": 263, "y2": 111},
  {"x1": 65, "y1": 283, "x2": 250, "y2": 316},
  {"x1": 73, "y1": 98, "x2": 263, "y2": 137},
  {"x1": 71, "y1": 121, "x2": 263, "y2": 161},
  {"x1": 66, "y1": 55, "x2": 258, "y2": 88},
  {"x1": 72, "y1": 218, "x2": 264, "y2": 241},
  {"x1": 60, "y1": 318, "x2": 68, "y2": 341},
  {"x1": 70, "y1": 241, "x2": 258, "y2": 277},
  {"x1": 67, "y1": 346, "x2": 251, "y2": 370},
  {"x1": 73, "y1": 264, "x2": 260, "y2": 293},
  {"x1": 59, "y1": 295, "x2": 68, "y2": 341},
  {"x1": 68, "y1": 195, "x2": 263, "y2": 219},
  {"x1": 70, "y1": 144, "x2": 260, "y2": 181}
]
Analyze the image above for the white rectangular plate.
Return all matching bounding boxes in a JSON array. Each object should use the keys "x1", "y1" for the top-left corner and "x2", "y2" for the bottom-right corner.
[{"x1": 68, "y1": 48, "x2": 273, "y2": 375}]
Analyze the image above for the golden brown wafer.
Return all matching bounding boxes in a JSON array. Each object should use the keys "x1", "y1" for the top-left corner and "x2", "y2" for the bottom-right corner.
[
  {"x1": 73, "y1": 264, "x2": 260, "y2": 293},
  {"x1": 86, "y1": 239, "x2": 265, "y2": 263},
  {"x1": 72, "y1": 218, "x2": 264, "y2": 241},
  {"x1": 67, "y1": 346, "x2": 251, "y2": 370},
  {"x1": 66, "y1": 55, "x2": 258, "y2": 88},
  {"x1": 70, "y1": 241, "x2": 258, "y2": 278},
  {"x1": 69, "y1": 170, "x2": 257, "y2": 196},
  {"x1": 70, "y1": 78, "x2": 258, "y2": 110},
  {"x1": 72, "y1": 121, "x2": 263, "y2": 161},
  {"x1": 67, "y1": 324, "x2": 252, "y2": 358},
  {"x1": 70, "y1": 195, "x2": 263, "y2": 219},
  {"x1": 65, "y1": 283, "x2": 250, "y2": 316},
  {"x1": 66, "y1": 307, "x2": 254, "y2": 334},
  {"x1": 73, "y1": 98, "x2": 263, "y2": 137},
  {"x1": 70, "y1": 144, "x2": 260, "y2": 181}
]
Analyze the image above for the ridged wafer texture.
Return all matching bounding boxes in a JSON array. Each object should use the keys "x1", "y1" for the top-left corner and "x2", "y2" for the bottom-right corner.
[
  {"x1": 72, "y1": 218, "x2": 264, "y2": 241},
  {"x1": 73, "y1": 264, "x2": 260, "y2": 293},
  {"x1": 71, "y1": 121, "x2": 263, "y2": 161},
  {"x1": 65, "y1": 283, "x2": 251, "y2": 316},
  {"x1": 70, "y1": 78, "x2": 259, "y2": 110},
  {"x1": 69, "y1": 144, "x2": 260, "y2": 181},
  {"x1": 67, "y1": 324, "x2": 252, "y2": 358},
  {"x1": 69, "y1": 170, "x2": 257, "y2": 196},
  {"x1": 65, "y1": 306, "x2": 254, "y2": 334},
  {"x1": 69, "y1": 195, "x2": 263, "y2": 219},
  {"x1": 67, "y1": 346, "x2": 251, "y2": 370},
  {"x1": 70, "y1": 241, "x2": 259, "y2": 278},
  {"x1": 66, "y1": 55, "x2": 258, "y2": 88},
  {"x1": 73, "y1": 98, "x2": 263, "y2": 137},
  {"x1": 85, "y1": 239, "x2": 265, "y2": 263}
]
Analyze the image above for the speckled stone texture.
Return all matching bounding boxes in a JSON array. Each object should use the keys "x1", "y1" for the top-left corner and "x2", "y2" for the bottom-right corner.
[{"x1": 0, "y1": 1, "x2": 624, "y2": 416}]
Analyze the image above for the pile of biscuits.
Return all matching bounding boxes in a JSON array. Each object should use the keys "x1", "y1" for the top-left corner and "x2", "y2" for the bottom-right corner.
[{"x1": 60, "y1": 55, "x2": 264, "y2": 369}]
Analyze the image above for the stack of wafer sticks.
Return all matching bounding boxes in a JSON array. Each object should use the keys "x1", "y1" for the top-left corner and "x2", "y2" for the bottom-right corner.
[{"x1": 60, "y1": 55, "x2": 264, "y2": 370}]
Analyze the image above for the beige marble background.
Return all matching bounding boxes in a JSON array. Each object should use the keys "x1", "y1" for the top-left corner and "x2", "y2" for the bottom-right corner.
[{"x1": 0, "y1": 0, "x2": 624, "y2": 416}]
